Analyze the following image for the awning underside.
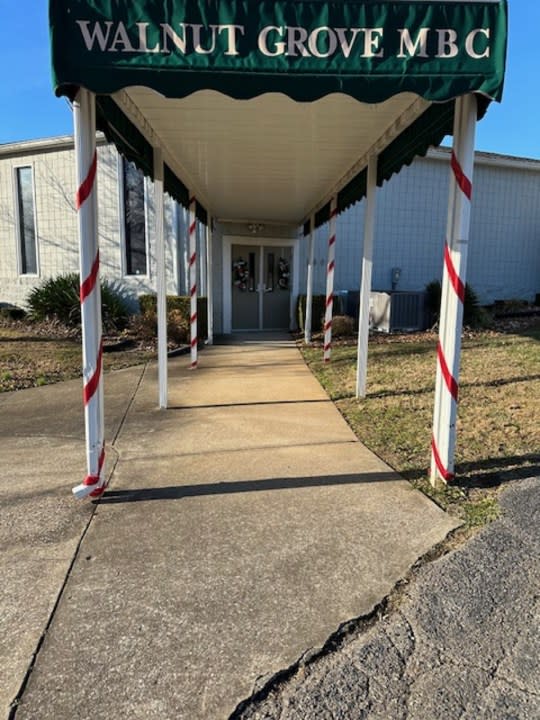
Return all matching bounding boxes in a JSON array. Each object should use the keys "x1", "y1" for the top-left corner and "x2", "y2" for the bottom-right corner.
[{"x1": 51, "y1": 0, "x2": 507, "y2": 227}]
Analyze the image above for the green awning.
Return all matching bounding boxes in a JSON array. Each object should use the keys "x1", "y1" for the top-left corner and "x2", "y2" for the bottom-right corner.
[
  {"x1": 96, "y1": 96, "x2": 153, "y2": 178},
  {"x1": 96, "y1": 95, "x2": 207, "y2": 222},
  {"x1": 50, "y1": 1, "x2": 507, "y2": 228},
  {"x1": 303, "y1": 98, "x2": 455, "y2": 233},
  {"x1": 50, "y1": 1, "x2": 506, "y2": 104}
]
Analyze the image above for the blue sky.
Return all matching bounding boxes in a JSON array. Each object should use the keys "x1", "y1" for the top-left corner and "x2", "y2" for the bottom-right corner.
[{"x1": 0, "y1": 2, "x2": 538, "y2": 159}]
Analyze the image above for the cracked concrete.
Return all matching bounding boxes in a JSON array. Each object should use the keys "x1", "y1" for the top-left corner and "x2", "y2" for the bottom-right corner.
[{"x1": 232, "y1": 476, "x2": 540, "y2": 720}]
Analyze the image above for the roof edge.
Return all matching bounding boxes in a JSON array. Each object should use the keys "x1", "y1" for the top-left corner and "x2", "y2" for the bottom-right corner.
[
  {"x1": 0, "y1": 133, "x2": 107, "y2": 158},
  {"x1": 428, "y1": 146, "x2": 540, "y2": 171}
]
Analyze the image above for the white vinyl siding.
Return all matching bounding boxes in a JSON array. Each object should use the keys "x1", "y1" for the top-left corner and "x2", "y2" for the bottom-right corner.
[{"x1": 0, "y1": 137, "x2": 537, "y2": 314}]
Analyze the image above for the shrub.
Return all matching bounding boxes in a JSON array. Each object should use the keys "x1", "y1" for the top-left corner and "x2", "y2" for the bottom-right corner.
[
  {"x1": 137, "y1": 294, "x2": 208, "y2": 343},
  {"x1": 27, "y1": 273, "x2": 129, "y2": 331},
  {"x1": 493, "y1": 298, "x2": 530, "y2": 316},
  {"x1": 128, "y1": 310, "x2": 158, "y2": 343},
  {"x1": 332, "y1": 315, "x2": 356, "y2": 337},
  {"x1": 27, "y1": 274, "x2": 79, "y2": 325},
  {"x1": 297, "y1": 294, "x2": 326, "y2": 332},
  {"x1": 100, "y1": 281, "x2": 131, "y2": 331},
  {"x1": 425, "y1": 279, "x2": 484, "y2": 328},
  {"x1": 138, "y1": 294, "x2": 157, "y2": 316},
  {"x1": 167, "y1": 309, "x2": 189, "y2": 344},
  {"x1": 425, "y1": 280, "x2": 442, "y2": 326},
  {"x1": 0, "y1": 304, "x2": 26, "y2": 321}
]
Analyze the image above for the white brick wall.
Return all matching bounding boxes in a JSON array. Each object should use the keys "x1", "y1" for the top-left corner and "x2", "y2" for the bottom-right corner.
[
  {"x1": 0, "y1": 143, "x2": 80, "y2": 308},
  {"x1": 0, "y1": 137, "x2": 183, "y2": 311}
]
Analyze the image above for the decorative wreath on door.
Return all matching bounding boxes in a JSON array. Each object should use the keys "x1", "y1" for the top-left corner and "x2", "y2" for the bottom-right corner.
[
  {"x1": 278, "y1": 257, "x2": 290, "y2": 290},
  {"x1": 233, "y1": 258, "x2": 249, "y2": 291}
]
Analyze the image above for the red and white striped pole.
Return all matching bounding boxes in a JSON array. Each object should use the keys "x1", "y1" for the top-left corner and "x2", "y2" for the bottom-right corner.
[
  {"x1": 323, "y1": 196, "x2": 338, "y2": 363},
  {"x1": 430, "y1": 94, "x2": 477, "y2": 486},
  {"x1": 72, "y1": 89, "x2": 106, "y2": 499},
  {"x1": 188, "y1": 194, "x2": 198, "y2": 369}
]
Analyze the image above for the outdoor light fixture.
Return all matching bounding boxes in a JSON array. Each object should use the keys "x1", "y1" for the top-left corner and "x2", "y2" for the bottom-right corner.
[{"x1": 247, "y1": 223, "x2": 265, "y2": 234}]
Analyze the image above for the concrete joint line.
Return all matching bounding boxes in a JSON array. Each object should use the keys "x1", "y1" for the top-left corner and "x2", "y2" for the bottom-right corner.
[
  {"x1": 111, "y1": 363, "x2": 148, "y2": 448},
  {"x1": 8, "y1": 503, "x2": 100, "y2": 719}
]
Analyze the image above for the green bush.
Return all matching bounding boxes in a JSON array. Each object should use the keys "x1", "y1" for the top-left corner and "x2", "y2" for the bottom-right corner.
[
  {"x1": 27, "y1": 273, "x2": 129, "y2": 331},
  {"x1": 425, "y1": 279, "x2": 484, "y2": 328},
  {"x1": 297, "y1": 294, "x2": 326, "y2": 332},
  {"x1": 101, "y1": 281, "x2": 131, "y2": 331},
  {"x1": 138, "y1": 294, "x2": 208, "y2": 342}
]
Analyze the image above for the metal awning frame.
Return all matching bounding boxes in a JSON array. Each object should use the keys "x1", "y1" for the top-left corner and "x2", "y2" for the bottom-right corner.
[
  {"x1": 71, "y1": 86, "x2": 478, "y2": 499},
  {"x1": 59, "y1": 0, "x2": 506, "y2": 497}
]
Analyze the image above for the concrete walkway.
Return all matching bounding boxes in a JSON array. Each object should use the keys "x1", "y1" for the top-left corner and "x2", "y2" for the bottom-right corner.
[{"x1": 2, "y1": 334, "x2": 458, "y2": 719}]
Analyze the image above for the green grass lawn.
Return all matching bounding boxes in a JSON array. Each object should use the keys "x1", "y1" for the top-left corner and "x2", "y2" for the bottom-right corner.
[{"x1": 301, "y1": 320, "x2": 540, "y2": 527}]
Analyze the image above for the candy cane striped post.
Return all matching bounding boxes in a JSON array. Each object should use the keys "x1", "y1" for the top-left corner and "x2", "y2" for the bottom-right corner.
[
  {"x1": 356, "y1": 155, "x2": 377, "y2": 398},
  {"x1": 188, "y1": 195, "x2": 198, "y2": 369},
  {"x1": 71, "y1": 89, "x2": 106, "y2": 500},
  {"x1": 323, "y1": 197, "x2": 338, "y2": 362},
  {"x1": 430, "y1": 94, "x2": 477, "y2": 487},
  {"x1": 304, "y1": 215, "x2": 315, "y2": 344}
]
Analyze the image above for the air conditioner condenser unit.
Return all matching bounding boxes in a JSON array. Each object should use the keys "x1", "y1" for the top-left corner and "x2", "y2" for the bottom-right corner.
[{"x1": 369, "y1": 291, "x2": 427, "y2": 333}]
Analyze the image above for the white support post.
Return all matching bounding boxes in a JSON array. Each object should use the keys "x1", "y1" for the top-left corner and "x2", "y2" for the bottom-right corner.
[
  {"x1": 199, "y1": 220, "x2": 207, "y2": 298},
  {"x1": 323, "y1": 197, "x2": 338, "y2": 362},
  {"x1": 72, "y1": 89, "x2": 105, "y2": 500},
  {"x1": 188, "y1": 194, "x2": 198, "y2": 368},
  {"x1": 173, "y1": 202, "x2": 182, "y2": 295},
  {"x1": 430, "y1": 94, "x2": 477, "y2": 486},
  {"x1": 304, "y1": 216, "x2": 315, "y2": 344},
  {"x1": 154, "y1": 146, "x2": 167, "y2": 409},
  {"x1": 206, "y1": 217, "x2": 214, "y2": 345},
  {"x1": 356, "y1": 156, "x2": 378, "y2": 398}
]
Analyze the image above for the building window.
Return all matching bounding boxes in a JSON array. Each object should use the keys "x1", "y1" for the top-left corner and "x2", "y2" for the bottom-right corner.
[
  {"x1": 15, "y1": 166, "x2": 38, "y2": 275},
  {"x1": 122, "y1": 158, "x2": 147, "y2": 275}
]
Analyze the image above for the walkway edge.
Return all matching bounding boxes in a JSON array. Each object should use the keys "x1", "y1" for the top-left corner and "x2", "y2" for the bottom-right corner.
[{"x1": 230, "y1": 521, "x2": 465, "y2": 718}]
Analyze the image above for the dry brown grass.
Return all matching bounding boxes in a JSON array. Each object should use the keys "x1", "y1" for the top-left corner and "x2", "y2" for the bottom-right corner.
[
  {"x1": 0, "y1": 321, "x2": 156, "y2": 392},
  {"x1": 301, "y1": 318, "x2": 540, "y2": 527}
]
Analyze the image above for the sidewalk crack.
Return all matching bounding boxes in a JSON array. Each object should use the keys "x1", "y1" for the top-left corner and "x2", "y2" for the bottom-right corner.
[
  {"x1": 111, "y1": 362, "x2": 148, "y2": 448},
  {"x1": 7, "y1": 501, "x2": 99, "y2": 718}
]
